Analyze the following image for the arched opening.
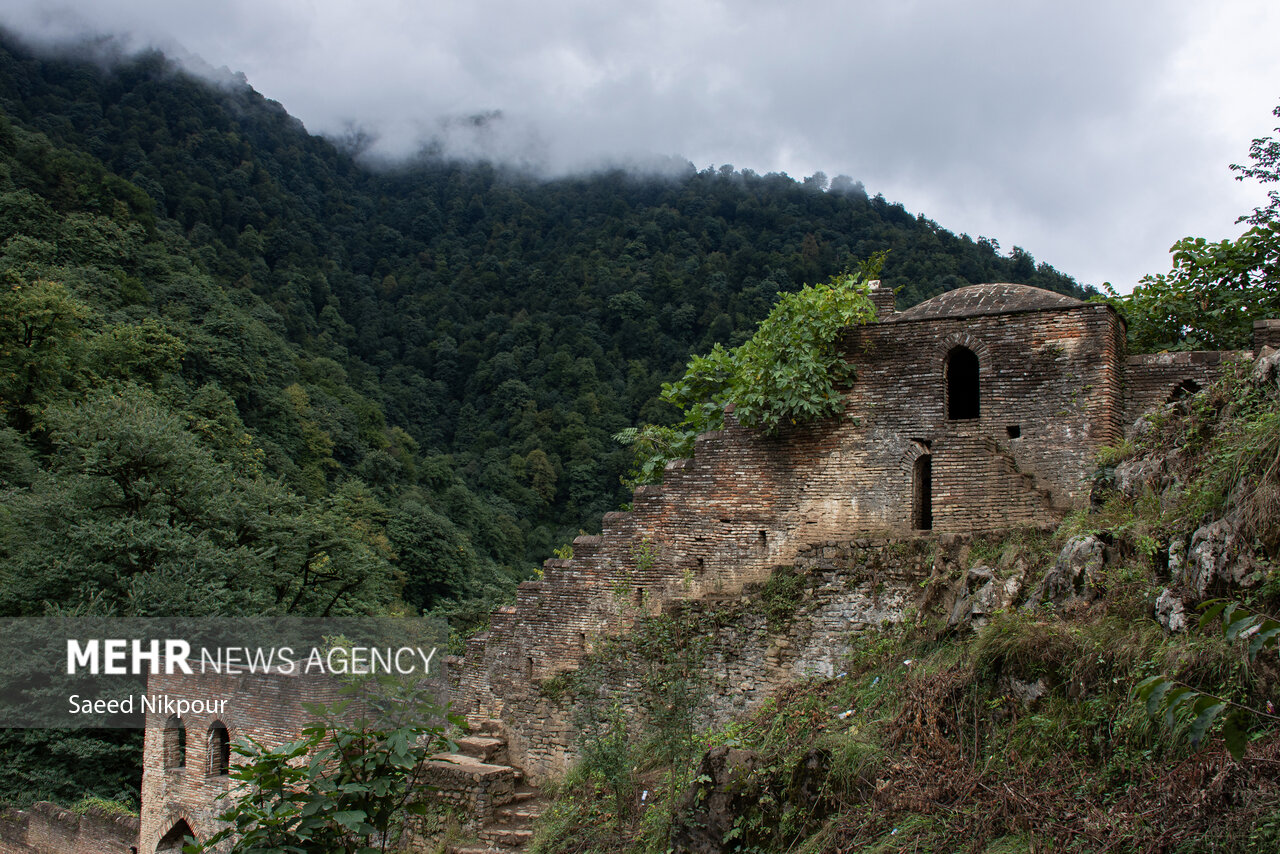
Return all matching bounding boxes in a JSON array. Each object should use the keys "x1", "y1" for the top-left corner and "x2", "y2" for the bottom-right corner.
[
  {"x1": 163, "y1": 716, "x2": 185, "y2": 770},
  {"x1": 1169, "y1": 379, "x2": 1201, "y2": 401},
  {"x1": 156, "y1": 819, "x2": 196, "y2": 852},
  {"x1": 912, "y1": 455, "x2": 933, "y2": 531},
  {"x1": 946, "y1": 346, "x2": 980, "y2": 420},
  {"x1": 207, "y1": 721, "x2": 230, "y2": 776}
]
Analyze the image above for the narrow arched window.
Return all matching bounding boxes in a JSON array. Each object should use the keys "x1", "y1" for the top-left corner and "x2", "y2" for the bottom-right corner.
[
  {"x1": 163, "y1": 715, "x2": 186, "y2": 770},
  {"x1": 912, "y1": 455, "x2": 933, "y2": 531},
  {"x1": 208, "y1": 721, "x2": 230, "y2": 776},
  {"x1": 946, "y1": 347, "x2": 980, "y2": 420},
  {"x1": 157, "y1": 819, "x2": 196, "y2": 852}
]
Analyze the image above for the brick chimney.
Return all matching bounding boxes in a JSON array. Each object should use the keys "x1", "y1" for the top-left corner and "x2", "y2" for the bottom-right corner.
[{"x1": 867, "y1": 280, "x2": 895, "y2": 319}]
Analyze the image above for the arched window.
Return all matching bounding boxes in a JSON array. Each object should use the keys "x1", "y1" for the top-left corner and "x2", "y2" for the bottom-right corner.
[
  {"x1": 912, "y1": 454, "x2": 933, "y2": 531},
  {"x1": 208, "y1": 721, "x2": 230, "y2": 776},
  {"x1": 163, "y1": 716, "x2": 185, "y2": 770},
  {"x1": 156, "y1": 819, "x2": 195, "y2": 852},
  {"x1": 1169, "y1": 379, "x2": 1201, "y2": 401},
  {"x1": 946, "y1": 346, "x2": 980, "y2": 420}
]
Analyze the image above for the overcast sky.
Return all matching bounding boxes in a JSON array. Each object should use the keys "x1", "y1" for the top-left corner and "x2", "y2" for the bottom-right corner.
[{"x1": 4, "y1": 1, "x2": 1278, "y2": 291}]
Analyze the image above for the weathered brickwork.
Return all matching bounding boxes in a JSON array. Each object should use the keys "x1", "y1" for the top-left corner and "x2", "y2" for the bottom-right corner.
[
  {"x1": 0, "y1": 803, "x2": 138, "y2": 854},
  {"x1": 143, "y1": 284, "x2": 1268, "y2": 831},
  {"x1": 485, "y1": 536, "x2": 976, "y2": 777},
  {"x1": 1256, "y1": 319, "x2": 1280, "y2": 352},
  {"x1": 456, "y1": 285, "x2": 1149, "y2": 780},
  {"x1": 139, "y1": 671, "x2": 344, "y2": 854},
  {"x1": 1123, "y1": 351, "x2": 1250, "y2": 427}
]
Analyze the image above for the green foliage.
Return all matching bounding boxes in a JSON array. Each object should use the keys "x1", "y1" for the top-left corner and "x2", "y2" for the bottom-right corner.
[
  {"x1": 1103, "y1": 224, "x2": 1280, "y2": 352},
  {"x1": 758, "y1": 565, "x2": 806, "y2": 632},
  {"x1": 1134, "y1": 600, "x2": 1280, "y2": 759},
  {"x1": 619, "y1": 256, "x2": 884, "y2": 484},
  {"x1": 669, "y1": 255, "x2": 884, "y2": 434},
  {"x1": 196, "y1": 679, "x2": 453, "y2": 854},
  {"x1": 0, "y1": 33, "x2": 1085, "y2": 807}
]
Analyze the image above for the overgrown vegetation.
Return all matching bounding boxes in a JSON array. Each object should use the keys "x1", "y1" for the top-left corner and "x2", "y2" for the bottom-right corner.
[
  {"x1": 194, "y1": 678, "x2": 454, "y2": 854},
  {"x1": 530, "y1": 562, "x2": 1280, "y2": 853},
  {"x1": 0, "y1": 33, "x2": 1084, "y2": 805},
  {"x1": 529, "y1": 353, "x2": 1280, "y2": 852},
  {"x1": 615, "y1": 256, "x2": 882, "y2": 486}
]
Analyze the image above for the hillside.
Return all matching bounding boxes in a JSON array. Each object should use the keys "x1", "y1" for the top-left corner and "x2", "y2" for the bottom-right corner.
[
  {"x1": 525, "y1": 355, "x2": 1280, "y2": 853},
  {"x1": 0, "y1": 31, "x2": 1088, "y2": 808}
]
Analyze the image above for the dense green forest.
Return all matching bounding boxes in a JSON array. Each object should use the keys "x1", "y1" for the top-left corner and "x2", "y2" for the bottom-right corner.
[{"x1": 0, "y1": 31, "x2": 1085, "y2": 805}]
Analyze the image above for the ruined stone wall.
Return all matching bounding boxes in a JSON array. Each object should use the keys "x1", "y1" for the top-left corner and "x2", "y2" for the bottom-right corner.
[
  {"x1": 0, "y1": 803, "x2": 138, "y2": 854},
  {"x1": 458, "y1": 304, "x2": 1126, "y2": 779},
  {"x1": 1255, "y1": 319, "x2": 1280, "y2": 353},
  {"x1": 139, "y1": 671, "x2": 343, "y2": 854},
  {"x1": 1123, "y1": 351, "x2": 1246, "y2": 428},
  {"x1": 479, "y1": 536, "x2": 1000, "y2": 778}
]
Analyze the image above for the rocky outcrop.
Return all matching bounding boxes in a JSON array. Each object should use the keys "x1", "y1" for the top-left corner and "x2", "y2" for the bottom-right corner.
[{"x1": 1026, "y1": 535, "x2": 1106, "y2": 606}]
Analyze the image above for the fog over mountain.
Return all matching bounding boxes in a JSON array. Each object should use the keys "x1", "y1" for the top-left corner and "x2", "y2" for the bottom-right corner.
[{"x1": 5, "y1": 0, "x2": 1278, "y2": 290}]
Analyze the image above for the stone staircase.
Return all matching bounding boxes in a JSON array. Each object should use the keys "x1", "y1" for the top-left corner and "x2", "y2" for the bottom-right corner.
[
  {"x1": 978, "y1": 434, "x2": 1066, "y2": 514},
  {"x1": 428, "y1": 724, "x2": 544, "y2": 854}
]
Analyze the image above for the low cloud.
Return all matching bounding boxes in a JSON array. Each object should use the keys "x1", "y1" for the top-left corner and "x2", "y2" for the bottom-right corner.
[{"x1": 3, "y1": 0, "x2": 1278, "y2": 290}]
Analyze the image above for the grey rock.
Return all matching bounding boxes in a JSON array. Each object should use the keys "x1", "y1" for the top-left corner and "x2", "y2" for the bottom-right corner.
[
  {"x1": 1252, "y1": 347, "x2": 1280, "y2": 389},
  {"x1": 1000, "y1": 676, "x2": 1049, "y2": 709},
  {"x1": 1028, "y1": 535, "x2": 1105, "y2": 605},
  {"x1": 1182, "y1": 517, "x2": 1262, "y2": 597},
  {"x1": 1155, "y1": 588, "x2": 1188, "y2": 633}
]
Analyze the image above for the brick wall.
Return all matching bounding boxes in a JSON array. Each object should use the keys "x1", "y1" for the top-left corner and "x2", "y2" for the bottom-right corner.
[
  {"x1": 1255, "y1": 319, "x2": 1280, "y2": 352},
  {"x1": 456, "y1": 299, "x2": 1129, "y2": 780},
  {"x1": 139, "y1": 671, "x2": 343, "y2": 854},
  {"x1": 1123, "y1": 351, "x2": 1246, "y2": 427},
  {"x1": 466, "y1": 535, "x2": 999, "y2": 779},
  {"x1": 0, "y1": 802, "x2": 138, "y2": 854}
]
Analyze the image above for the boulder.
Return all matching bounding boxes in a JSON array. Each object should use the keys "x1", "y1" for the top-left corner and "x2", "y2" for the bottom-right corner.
[
  {"x1": 1155, "y1": 588, "x2": 1189, "y2": 633},
  {"x1": 670, "y1": 746, "x2": 765, "y2": 854},
  {"x1": 1027, "y1": 535, "x2": 1105, "y2": 606},
  {"x1": 1252, "y1": 347, "x2": 1280, "y2": 389},
  {"x1": 1180, "y1": 517, "x2": 1263, "y2": 597}
]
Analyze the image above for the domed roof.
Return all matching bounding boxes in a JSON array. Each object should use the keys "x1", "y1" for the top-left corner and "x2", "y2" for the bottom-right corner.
[{"x1": 891, "y1": 283, "x2": 1084, "y2": 321}]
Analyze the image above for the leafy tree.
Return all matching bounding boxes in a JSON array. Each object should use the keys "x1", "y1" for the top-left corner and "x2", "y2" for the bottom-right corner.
[
  {"x1": 195, "y1": 679, "x2": 454, "y2": 854},
  {"x1": 1233, "y1": 103, "x2": 1280, "y2": 227}
]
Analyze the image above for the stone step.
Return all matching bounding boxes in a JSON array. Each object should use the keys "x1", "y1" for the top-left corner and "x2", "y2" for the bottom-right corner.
[
  {"x1": 510, "y1": 788, "x2": 539, "y2": 804},
  {"x1": 455, "y1": 735, "x2": 508, "y2": 765},
  {"x1": 446, "y1": 846, "x2": 506, "y2": 854},
  {"x1": 470, "y1": 718, "x2": 504, "y2": 737},
  {"x1": 479, "y1": 827, "x2": 534, "y2": 847},
  {"x1": 494, "y1": 804, "x2": 544, "y2": 823}
]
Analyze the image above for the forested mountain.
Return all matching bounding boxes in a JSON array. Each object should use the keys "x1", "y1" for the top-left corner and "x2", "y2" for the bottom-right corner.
[
  {"x1": 0, "y1": 28, "x2": 1085, "y2": 809},
  {"x1": 0, "y1": 29, "x2": 1088, "y2": 805},
  {"x1": 0, "y1": 28, "x2": 1089, "y2": 618}
]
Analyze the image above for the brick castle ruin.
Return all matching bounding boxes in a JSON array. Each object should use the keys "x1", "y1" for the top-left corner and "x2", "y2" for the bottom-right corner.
[{"x1": 116, "y1": 284, "x2": 1280, "y2": 853}]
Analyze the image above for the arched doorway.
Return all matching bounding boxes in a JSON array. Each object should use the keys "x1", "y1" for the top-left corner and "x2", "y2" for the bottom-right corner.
[
  {"x1": 207, "y1": 721, "x2": 230, "y2": 776},
  {"x1": 156, "y1": 819, "x2": 196, "y2": 852},
  {"x1": 912, "y1": 454, "x2": 933, "y2": 531}
]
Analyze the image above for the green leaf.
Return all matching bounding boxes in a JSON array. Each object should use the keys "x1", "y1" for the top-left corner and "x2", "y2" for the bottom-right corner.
[
  {"x1": 1224, "y1": 610, "x2": 1260, "y2": 642},
  {"x1": 1198, "y1": 600, "x2": 1230, "y2": 629},
  {"x1": 332, "y1": 809, "x2": 368, "y2": 831},
  {"x1": 1188, "y1": 700, "x2": 1228, "y2": 747},
  {"x1": 1221, "y1": 710, "x2": 1249, "y2": 760},
  {"x1": 1248, "y1": 621, "x2": 1280, "y2": 659}
]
